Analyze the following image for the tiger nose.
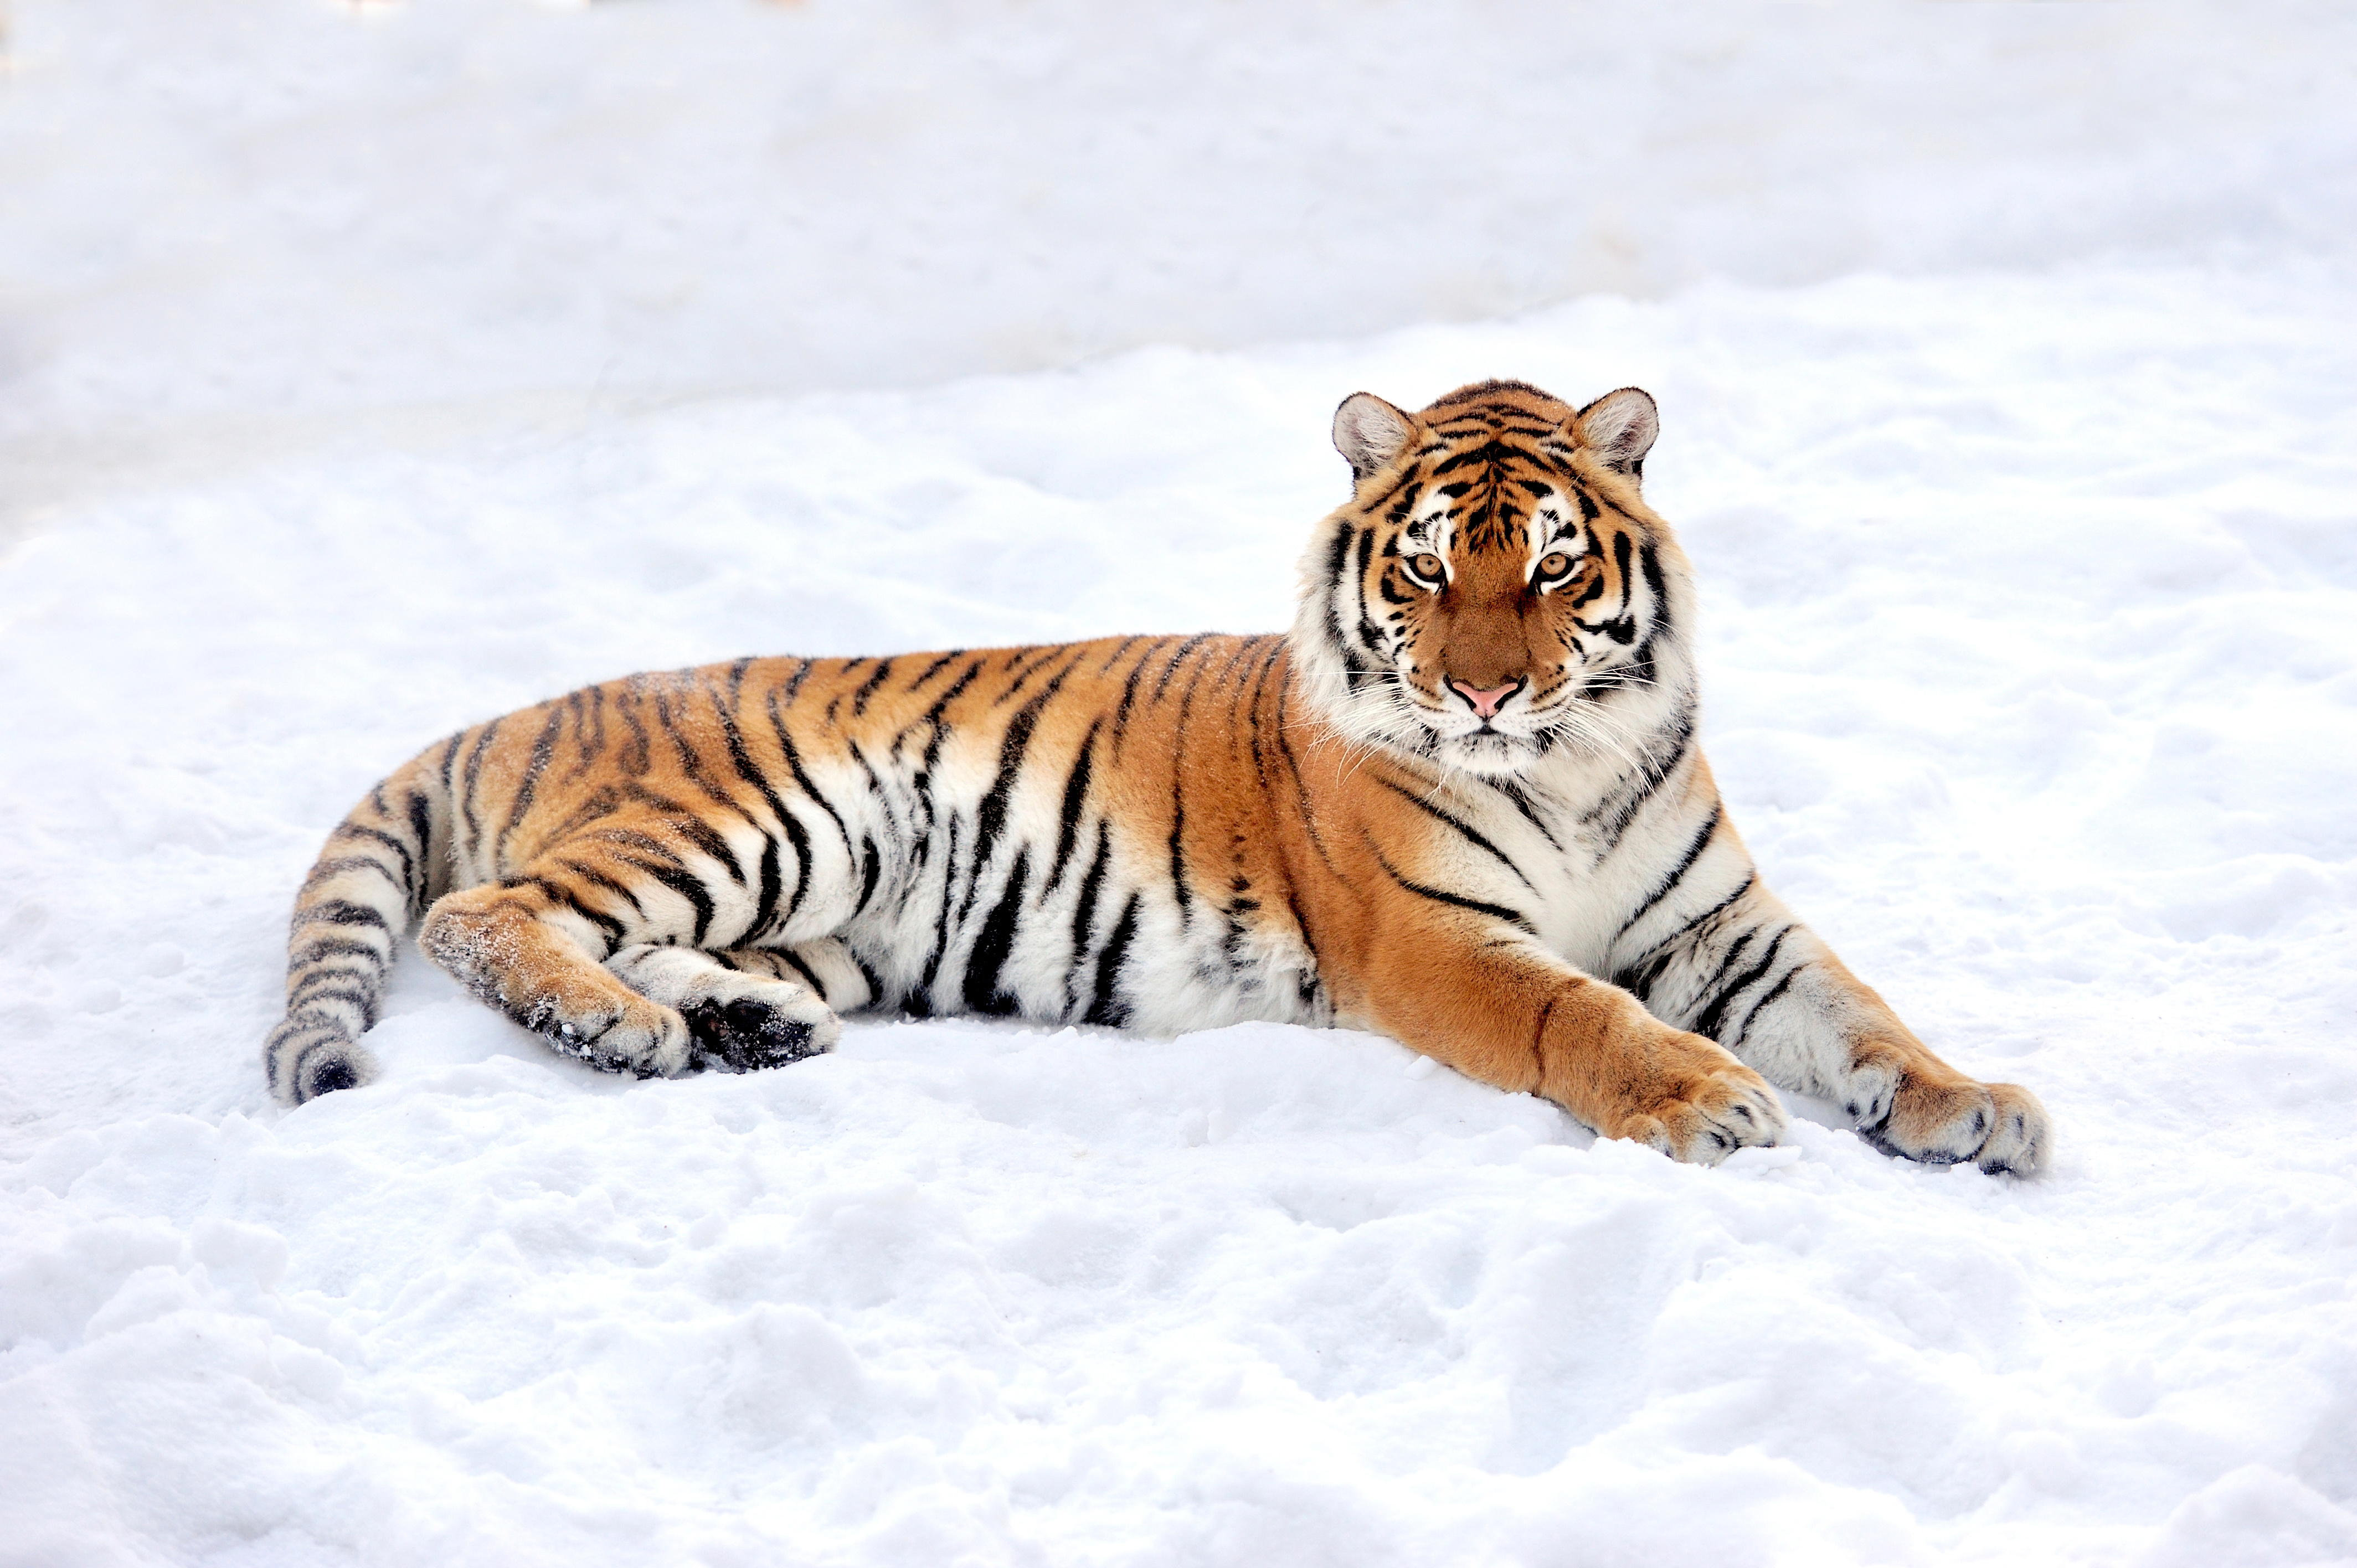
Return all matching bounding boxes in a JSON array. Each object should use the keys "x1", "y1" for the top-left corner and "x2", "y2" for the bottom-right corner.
[{"x1": 1447, "y1": 677, "x2": 1524, "y2": 719}]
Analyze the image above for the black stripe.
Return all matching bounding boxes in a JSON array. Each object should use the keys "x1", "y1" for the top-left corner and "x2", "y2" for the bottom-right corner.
[
  {"x1": 616, "y1": 685, "x2": 652, "y2": 775},
  {"x1": 406, "y1": 790, "x2": 436, "y2": 907},
  {"x1": 1692, "y1": 927, "x2": 1790, "y2": 1043},
  {"x1": 289, "y1": 935, "x2": 385, "y2": 969},
  {"x1": 1320, "y1": 522, "x2": 1357, "y2": 658},
  {"x1": 1584, "y1": 705, "x2": 1696, "y2": 855},
  {"x1": 1272, "y1": 663, "x2": 1348, "y2": 883},
  {"x1": 1614, "y1": 805, "x2": 1721, "y2": 942},
  {"x1": 287, "y1": 971, "x2": 375, "y2": 1008},
  {"x1": 750, "y1": 839, "x2": 783, "y2": 944},
  {"x1": 556, "y1": 858, "x2": 650, "y2": 919},
  {"x1": 963, "y1": 849, "x2": 1030, "y2": 1017},
  {"x1": 773, "y1": 946, "x2": 827, "y2": 1001},
  {"x1": 850, "y1": 658, "x2": 895, "y2": 717},
  {"x1": 458, "y1": 719, "x2": 503, "y2": 866},
  {"x1": 1151, "y1": 635, "x2": 1216, "y2": 704},
  {"x1": 1362, "y1": 833, "x2": 1536, "y2": 934},
  {"x1": 1620, "y1": 872, "x2": 1757, "y2": 1000},
  {"x1": 666, "y1": 806, "x2": 751, "y2": 893},
  {"x1": 331, "y1": 825, "x2": 414, "y2": 889},
  {"x1": 1109, "y1": 637, "x2": 1169, "y2": 755},
  {"x1": 905, "y1": 659, "x2": 987, "y2": 759},
  {"x1": 613, "y1": 854, "x2": 717, "y2": 946},
  {"x1": 1730, "y1": 966, "x2": 1801, "y2": 1053},
  {"x1": 913, "y1": 816, "x2": 960, "y2": 1009},
  {"x1": 296, "y1": 899, "x2": 391, "y2": 931},
  {"x1": 970, "y1": 652, "x2": 1087, "y2": 905},
  {"x1": 1067, "y1": 822, "x2": 1111, "y2": 1012},
  {"x1": 996, "y1": 645, "x2": 1066, "y2": 705},
  {"x1": 780, "y1": 659, "x2": 816, "y2": 707},
  {"x1": 1043, "y1": 719, "x2": 1101, "y2": 895},
  {"x1": 1083, "y1": 892, "x2": 1140, "y2": 1027},
  {"x1": 907, "y1": 649, "x2": 966, "y2": 692},
  {"x1": 1242, "y1": 639, "x2": 1281, "y2": 792},
  {"x1": 712, "y1": 691, "x2": 803, "y2": 939},
  {"x1": 302, "y1": 855, "x2": 405, "y2": 889},
  {"x1": 1371, "y1": 774, "x2": 1538, "y2": 894},
  {"x1": 495, "y1": 707, "x2": 564, "y2": 874},
  {"x1": 763, "y1": 690, "x2": 856, "y2": 859},
  {"x1": 1351, "y1": 528, "x2": 1387, "y2": 658},
  {"x1": 1687, "y1": 927, "x2": 1756, "y2": 1014},
  {"x1": 1474, "y1": 776, "x2": 1564, "y2": 854},
  {"x1": 854, "y1": 838, "x2": 882, "y2": 918},
  {"x1": 511, "y1": 875, "x2": 629, "y2": 949},
  {"x1": 1166, "y1": 641, "x2": 1217, "y2": 920}
]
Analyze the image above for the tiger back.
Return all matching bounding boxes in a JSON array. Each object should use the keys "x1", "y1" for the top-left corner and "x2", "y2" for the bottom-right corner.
[{"x1": 265, "y1": 380, "x2": 2050, "y2": 1174}]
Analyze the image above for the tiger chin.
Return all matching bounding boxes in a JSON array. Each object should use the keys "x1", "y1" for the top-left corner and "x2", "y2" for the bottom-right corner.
[{"x1": 264, "y1": 379, "x2": 2051, "y2": 1176}]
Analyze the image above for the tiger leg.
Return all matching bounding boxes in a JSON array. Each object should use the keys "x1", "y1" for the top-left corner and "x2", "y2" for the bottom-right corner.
[
  {"x1": 602, "y1": 942, "x2": 860, "y2": 1071},
  {"x1": 1788, "y1": 949, "x2": 2050, "y2": 1176},
  {"x1": 1359, "y1": 919, "x2": 1788, "y2": 1165},
  {"x1": 419, "y1": 880, "x2": 694, "y2": 1079},
  {"x1": 710, "y1": 937, "x2": 875, "y2": 1014},
  {"x1": 1630, "y1": 885, "x2": 2051, "y2": 1175}
]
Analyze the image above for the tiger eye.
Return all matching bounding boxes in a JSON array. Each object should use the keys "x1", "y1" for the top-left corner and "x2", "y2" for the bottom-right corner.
[
  {"x1": 1537, "y1": 552, "x2": 1574, "y2": 582},
  {"x1": 1407, "y1": 553, "x2": 1445, "y2": 584}
]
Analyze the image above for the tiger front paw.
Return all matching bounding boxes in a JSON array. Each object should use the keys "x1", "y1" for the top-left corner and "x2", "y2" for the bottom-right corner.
[
  {"x1": 1608, "y1": 1032, "x2": 1790, "y2": 1165},
  {"x1": 1844, "y1": 1041, "x2": 2052, "y2": 1175}
]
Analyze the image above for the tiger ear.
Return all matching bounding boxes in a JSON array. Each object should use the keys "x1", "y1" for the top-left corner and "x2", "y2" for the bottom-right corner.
[
  {"x1": 1333, "y1": 392, "x2": 1417, "y2": 483},
  {"x1": 1575, "y1": 387, "x2": 1659, "y2": 481}
]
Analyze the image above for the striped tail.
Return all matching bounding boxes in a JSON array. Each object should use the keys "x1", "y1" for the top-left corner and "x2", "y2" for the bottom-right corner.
[{"x1": 263, "y1": 747, "x2": 454, "y2": 1104}]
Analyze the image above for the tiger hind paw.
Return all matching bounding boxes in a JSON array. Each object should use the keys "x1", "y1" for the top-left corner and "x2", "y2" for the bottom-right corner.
[
  {"x1": 601, "y1": 943, "x2": 840, "y2": 1074},
  {"x1": 682, "y1": 990, "x2": 835, "y2": 1071}
]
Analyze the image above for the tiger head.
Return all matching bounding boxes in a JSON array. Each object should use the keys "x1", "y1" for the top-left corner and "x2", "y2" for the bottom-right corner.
[{"x1": 1291, "y1": 379, "x2": 1696, "y2": 778}]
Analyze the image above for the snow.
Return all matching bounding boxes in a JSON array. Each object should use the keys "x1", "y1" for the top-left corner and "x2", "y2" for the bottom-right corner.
[{"x1": 4, "y1": 3, "x2": 2356, "y2": 1564}]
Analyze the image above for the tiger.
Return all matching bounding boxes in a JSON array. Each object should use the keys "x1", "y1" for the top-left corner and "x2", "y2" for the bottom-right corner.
[{"x1": 263, "y1": 378, "x2": 2051, "y2": 1174}]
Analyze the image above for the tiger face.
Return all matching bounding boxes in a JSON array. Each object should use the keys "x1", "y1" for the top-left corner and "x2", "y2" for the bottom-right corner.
[{"x1": 1295, "y1": 379, "x2": 1691, "y2": 778}]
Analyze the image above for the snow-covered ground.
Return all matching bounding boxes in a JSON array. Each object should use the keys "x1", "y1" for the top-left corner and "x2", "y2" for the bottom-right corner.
[{"x1": 3, "y1": 4, "x2": 2355, "y2": 1565}]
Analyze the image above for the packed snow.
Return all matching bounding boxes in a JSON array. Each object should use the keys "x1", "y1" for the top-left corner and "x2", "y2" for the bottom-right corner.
[{"x1": 3, "y1": 3, "x2": 2355, "y2": 1565}]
